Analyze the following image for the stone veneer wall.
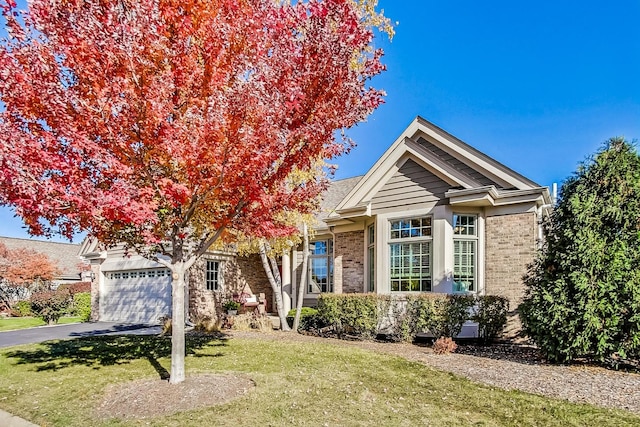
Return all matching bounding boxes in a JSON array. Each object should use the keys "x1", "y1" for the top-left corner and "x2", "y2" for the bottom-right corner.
[
  {"x1": 484, "y1": 211, "x2": 537, "y2": 338},
  {"x1": 333, "y1": 230, "x2": 365, "y2": 294},
  {"x1": 188, "y1": 254, "x2": 273, "y2": 319}
]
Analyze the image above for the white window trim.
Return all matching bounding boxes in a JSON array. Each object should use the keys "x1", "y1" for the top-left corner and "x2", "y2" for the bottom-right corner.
[
  {"x1": 453, "y1": 213, "x2": 479, "y2": 293},
  {"x1": 388, "y1": 215, "x2": 433, "y2": 293},
  {"x1": 307, "y1": 239, "x2": 333, "y2": 295},
  {"x1": 205, "y1": 259, "x2": 222, "y2": 292}
]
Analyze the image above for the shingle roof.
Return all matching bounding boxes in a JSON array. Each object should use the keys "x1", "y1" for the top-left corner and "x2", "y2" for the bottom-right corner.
[
  {"x1": 315, "y1": 176, "x2": 363, "y2": 227},
  {"x1": 0, "y1": 236, "x2": 82, "y2": 280}
]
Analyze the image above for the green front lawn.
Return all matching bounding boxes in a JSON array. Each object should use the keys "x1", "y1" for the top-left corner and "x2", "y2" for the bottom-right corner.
[
  {"x1": 0, "y1": 316, "x2": 82, "y2": 332},
  {"x1": 0, "y1": 334, "x2": 638, "y2": 427}
]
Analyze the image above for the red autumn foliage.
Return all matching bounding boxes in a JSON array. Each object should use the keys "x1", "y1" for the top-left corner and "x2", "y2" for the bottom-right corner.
[
  {"x1": 0, "y1": 0, "x2": 385, "y2": 257},
  {"x1": 0, "y1": 0, "x2": 387, "y2": 382},
  {"x1": 0, "y1": 242, "x2": 59, "y2": 287}
]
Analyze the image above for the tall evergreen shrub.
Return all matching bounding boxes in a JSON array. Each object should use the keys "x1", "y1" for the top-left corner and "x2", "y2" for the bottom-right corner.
[{"x1": 520, "y1": 138, "x2": 640, "y2": 363}]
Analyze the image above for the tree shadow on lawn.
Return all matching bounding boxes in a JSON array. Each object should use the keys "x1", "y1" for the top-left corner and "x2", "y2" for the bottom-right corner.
[{"x1": 4, "y1": 333, "x2": 229, "y2": 380}]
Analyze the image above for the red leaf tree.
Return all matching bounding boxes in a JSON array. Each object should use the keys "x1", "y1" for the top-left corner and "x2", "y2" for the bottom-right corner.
[
  {"x1": 0, "y1": 0, "x2": 386, "y2": 383},
  {"x1": 0, "y1": 242, "x2": 59, "y2": 310}
]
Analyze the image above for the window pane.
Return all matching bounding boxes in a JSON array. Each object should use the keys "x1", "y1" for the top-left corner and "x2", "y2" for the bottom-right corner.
[
  {"x1": 454, "y1": 240, "x2": 475, "y2": 292},
  {"x1": 206, "y1": 260, "x2": 219, "y2": 291},
  {"x1": 454, "y1": 214, "x2": 477, "y2": 236},
  {"x1": 390, "y1": 216, "x2": 432, "y2": 239},
  {"x1": 389, "y1": 242, "x2": 431, "y2": 292}
]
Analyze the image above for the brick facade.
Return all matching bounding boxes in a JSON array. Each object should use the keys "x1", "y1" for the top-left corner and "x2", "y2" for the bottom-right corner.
[
  {"x1": 188, "y1": 254, "x2": 273, "y2": 319},
  {"x1": 334, "y1": 230, "x2": 365, "y2": 294},
  {"x1": 485, "y1": 211, "x2": 538, "y2": 338}
]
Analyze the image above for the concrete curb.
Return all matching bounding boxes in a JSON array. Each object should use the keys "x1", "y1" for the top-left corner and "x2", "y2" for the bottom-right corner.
[{"x1": 0, "y1": 409, "x2": 39, "y2": 427}]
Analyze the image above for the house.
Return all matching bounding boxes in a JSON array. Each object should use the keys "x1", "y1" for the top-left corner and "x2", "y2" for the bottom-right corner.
[
  {"x1": 0, "y1": 236, "x2": 84, "y2": 286},
  {"x1": 83, "y1": 116, "x2": 551, "y2": 329}
]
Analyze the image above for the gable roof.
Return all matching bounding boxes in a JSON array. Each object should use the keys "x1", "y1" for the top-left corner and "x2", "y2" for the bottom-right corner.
[
  {"x1": 314, "y1": 176, "x2": 363, "y2": 229},
  {"x1": 331, "y1": 116, "x2": 550, "y2": 216},
  {"x1": 0, "y1": 236, "x2": 82, "y2": 280}
]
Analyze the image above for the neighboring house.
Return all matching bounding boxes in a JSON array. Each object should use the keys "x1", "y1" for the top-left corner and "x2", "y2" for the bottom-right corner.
[
  {"x1": 0, "y1": 236, "x2": 84, "y2": 286},
  {"x1": 83, "y1": 116, "x2": 551, "y2": 329}
]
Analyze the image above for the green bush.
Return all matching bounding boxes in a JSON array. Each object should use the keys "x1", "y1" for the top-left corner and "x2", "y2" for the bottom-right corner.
[
  {"x1": 400, "y1": 294, "x2": 474, "y2": 341},
  {"x1": 315, "y1": 293, "x2": 509, "y2": 344},
  {"x1": 30, "y1": 289, "x2": 71, "y2": 325},
  {"x1": 286, "y1": 307, "x2": 321, "y2": 330},
  {"x1": 71, "y1": 292, "x2": 91, "y2": 322},
  {"x1": 317, "y1": 294, "x2": 389, "y2": 339},
  {"x1": 520, "y1": 138, "x2": 640, "y2": 364},
  {"x1": 471, "y1": 296, "x2": 509, "y2": 344},
  {"x1": 11, "y1": 300, "x2": 32, "y2": 317}
]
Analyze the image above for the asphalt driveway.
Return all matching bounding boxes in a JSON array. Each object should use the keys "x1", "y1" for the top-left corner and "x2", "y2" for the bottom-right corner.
[{"x1": 0, "y1": 322, "x2": 161, "y2": 348}]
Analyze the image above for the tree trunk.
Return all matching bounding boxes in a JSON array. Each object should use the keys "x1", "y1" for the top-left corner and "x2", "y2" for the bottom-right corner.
[
  {"x1": 259, "y1": 242, "x2": 291, "y2": 331},
  {"x1": 293, "y1": 223, "x2": 309, "y2": 331},
  {"x1": 169, "y1": 261, "x2": 187, "y2": 384}
]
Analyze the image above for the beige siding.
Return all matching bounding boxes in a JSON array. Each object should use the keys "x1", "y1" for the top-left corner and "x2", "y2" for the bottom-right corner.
[
  {"x1": 416, "y1": 137, "x2": 501, "y2": 188},
  {"x1": 371, "y1": 159, "x2": 450, "y2": 214}
]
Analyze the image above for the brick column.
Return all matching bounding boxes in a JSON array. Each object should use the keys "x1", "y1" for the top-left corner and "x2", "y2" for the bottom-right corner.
[{"x1": 333, "y1": 230, "x2": 365, "y2": 294}]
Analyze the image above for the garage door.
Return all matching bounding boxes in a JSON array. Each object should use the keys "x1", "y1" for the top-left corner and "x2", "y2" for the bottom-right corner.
[{"x1": 100, "y1": 268, "x2": 172, "y2": 324}]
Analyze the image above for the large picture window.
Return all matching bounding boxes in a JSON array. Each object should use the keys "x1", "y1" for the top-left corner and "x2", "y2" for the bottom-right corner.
[
  {"x1": 453, "y1": 214, "x2": 477, "y2": 292},
  {"x1": 389, "y1": 217, "x2": 432, "y2": 292},
  {"x1": 308, "y1": 240, "x2": 333, "y2": 293}
]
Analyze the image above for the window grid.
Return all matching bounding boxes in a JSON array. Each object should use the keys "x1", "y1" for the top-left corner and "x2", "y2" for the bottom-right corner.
[
  {"x1": 106, "y1": 268, "x2": 170, "y2": 280},
  {"x1": 389, "y1": 216, "x2": 432, "y2": 293},
  {"x1": 308, "y1": 239, "x2": 333, "y2": 294},
  {"x1": 206, "y1": 260, "x2": 220, "y2": 291},
  {"x1": 453, "y1": 214, "x2": 478, "y2": 292},
  {"x1": 453, "y1": 214, "x2": 477, "y2": 236},
  {"x1": 390, "y1": 242, "x2": 432, "y2": 292},
  {"x1": 390, "y1": 217, "x2": 432, "y2": 240}
]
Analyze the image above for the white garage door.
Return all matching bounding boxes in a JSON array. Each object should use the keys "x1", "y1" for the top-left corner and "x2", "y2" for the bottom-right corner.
[{"x1": 100, "y1": 268, "x2": 172, "y2": 324}]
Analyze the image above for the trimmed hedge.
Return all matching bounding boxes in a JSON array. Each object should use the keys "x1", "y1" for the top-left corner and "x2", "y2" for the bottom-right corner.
[
  {"x1": 314, "y1": 293, "x2": 509, "y2": 343},
  {"x1": 317, "y1": 294, "x2": 390, "y2": 339},
  {"x1": 71, "y1": 292, "x2": 91, "y2": 322},
  {"x1": 286, "y1": 307, "x2": 321, "y2": 331}
]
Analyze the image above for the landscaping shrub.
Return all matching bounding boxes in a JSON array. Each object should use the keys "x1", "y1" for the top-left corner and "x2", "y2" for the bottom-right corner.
[
  {"x1": 316, "y1": 293, "x2": 509, "y2": 344},
  {"x1": 432, "y1": 337, "x2": 457, "y2": 355},
  {"x1": 520, "y1": 138, "x2": 640, "y2": 364},
  {"x1": 71, "y1": 292, "x2": 91, "y2": 321},
  {"x1": 472, "y1": 296, "x2": 509, "y2": 344},
  {"x1": 286, "y1": 307, "x2": 321, "y2": 331},
  {"x1": 232, "y1": 313, "x2": 272, "y2": 332},
  {"x1": 400, "y1": 294, "x2": 474, "y2": 341},
  {"x1": 11, "y1": 300, "x2": 32, "y2": 317},
  {"x1": 193, "y1": 316, "x2": 222, "y2": 333},
  {"x1": 317, "y1": 294, "x2": 389, "y2": 339},
  {"x1": 30, "y1": 289, "x2": 71, "y2": 324}
]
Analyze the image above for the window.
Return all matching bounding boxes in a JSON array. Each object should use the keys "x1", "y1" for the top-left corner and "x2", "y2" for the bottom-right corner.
[
  {"x1": 389, "y1": 216, "x2": 432, "y2": 292},
  {"x1": 367, "y1": 224, "x2": 375, "y2": 292},
  {"x1": 453, "y1": 214, "x2": 477, "y2": 292},
  {"x1": 308, "y1": 239, "x2": 333, "y2": 293},
  {"x1": 206, "y1": 260, "x2": 220, "y2": 291}
]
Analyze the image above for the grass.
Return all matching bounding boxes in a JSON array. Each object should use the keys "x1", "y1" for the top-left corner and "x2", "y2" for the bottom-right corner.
[
  {"x1": 0, "y1": 316, "x2": 82, "y2": 332},
  {"x1": 0, "y1": 334, "x2": 638, "y2": 427}
]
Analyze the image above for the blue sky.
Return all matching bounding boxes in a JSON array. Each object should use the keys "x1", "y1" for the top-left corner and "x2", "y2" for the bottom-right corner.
[{"x1": 1, "y1": 0, "x2": 639, "y2": 242}]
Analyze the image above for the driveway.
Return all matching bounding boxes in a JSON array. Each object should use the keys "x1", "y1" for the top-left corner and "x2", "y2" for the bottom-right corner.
[{"x1": 0, "y1": 322, "x2": 161, "y2": 348}]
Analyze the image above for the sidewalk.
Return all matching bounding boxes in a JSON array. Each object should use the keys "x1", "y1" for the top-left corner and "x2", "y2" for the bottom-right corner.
[{"x1": 0, "y1": 409, "x2": 39, "y2": 427}]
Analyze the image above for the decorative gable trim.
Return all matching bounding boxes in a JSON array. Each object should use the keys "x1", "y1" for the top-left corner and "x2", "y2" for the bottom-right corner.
[{"x1": 334, "y1": 116, "x2": 544, "y2": 214}]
